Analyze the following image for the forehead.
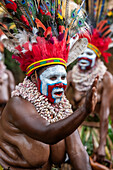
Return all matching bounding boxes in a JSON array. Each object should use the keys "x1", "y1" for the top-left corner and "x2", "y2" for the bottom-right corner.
[
  {"x1": 85, "y1": 47, "x2": 95, "y2": 53},
  {"x1": 40, "y1": 65, "x2": 66, "y2": 77}
]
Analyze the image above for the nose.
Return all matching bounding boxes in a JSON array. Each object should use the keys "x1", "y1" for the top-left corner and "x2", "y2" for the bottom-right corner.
[{"x1": 55, "y1": 83, "x2": 63, "y2": 88}]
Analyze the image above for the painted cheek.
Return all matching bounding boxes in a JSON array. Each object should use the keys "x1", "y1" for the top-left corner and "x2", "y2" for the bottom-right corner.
[
  {"x1": 37, "y1": 77, "x2": 41, "y2": 92},
  {"x1": 47, "y1": 84, "x2": 57, "y2": 103},
  {"x1": 47, "y1": 83, "x2": 66, "y2": 103},
  {"x1": 63, "y1": 84, "x2": 67, "y2": 91}
]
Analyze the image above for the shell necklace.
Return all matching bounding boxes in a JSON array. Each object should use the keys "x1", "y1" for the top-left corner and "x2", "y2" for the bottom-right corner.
[
  {"x1": 11, "y1": 77, "x2": 73, "y2": 123},
  {"x1": 72, "y1": 60, "x2": 107, "y2": 92}
]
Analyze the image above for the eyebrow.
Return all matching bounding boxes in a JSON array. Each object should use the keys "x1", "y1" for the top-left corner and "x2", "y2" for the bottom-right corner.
[{"x1": 45, "y1": 72, "x2": 66, "y2": 77}]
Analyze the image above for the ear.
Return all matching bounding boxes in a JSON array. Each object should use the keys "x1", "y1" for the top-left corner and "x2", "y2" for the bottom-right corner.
[{"x1": 31, "y1": 72, "x2": 37, "y2": 84}]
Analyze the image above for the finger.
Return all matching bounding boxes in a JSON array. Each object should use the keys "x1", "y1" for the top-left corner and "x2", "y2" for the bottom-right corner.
[
  {"x1": 92, "y1": 76, "x2": 99, "y2": 88},
  {"x1": 92, "y1": 87, "x2": 97, "y2": 97}
]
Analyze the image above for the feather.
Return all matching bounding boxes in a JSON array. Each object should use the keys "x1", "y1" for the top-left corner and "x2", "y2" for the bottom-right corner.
[
  {"x1": 44, "y1": 26, "x2": 51, "y2": 38},
  {"x1": 17, "y1": 0, "x2": 35, "y2": 27},
  {"x1": 67, "y1": 38, "x2": 88, "y2": 66},
  {"x1": 32, "y1": 0, "x2": 39, "y2": 15},
  {"x1": 98, "y1": 0, "x2": 105, "y2": 23},
  {"x1": 88, "y1": 0, "x2": 94, "y2": 23},
  {"x1": 2, "y1": 38, "x2": 19, "y2": 54},
  {"x1": 35, "y1": 18, "x2": 46, "y2": 31},
  {"x1": 77, "y1": 0, "x2": 85, "y2": 15},
  {"x1": 3, "y1": 0, "x2": 18, "y2": 12},
  {"x1": 51, "y1": 0, "x2": 55, "y2": 18},
  {"x1": 65, "y1": 0, "x2": 69, "y2": 26},
  {"x1": 0, "y1": 0, "x2": 91, "y2": 71},
  {"x1": 2, "y1": 0, "x2": 32, "y2": 30},
  {"x1": 27, "y1": 0, "x2": 37, "y2": 19},
  {"x1": 62, "y1": 0, "x2": 66, "y2": 19},
  {"x1": 94, "y1": 0, "x2": 97, "y2": 19},
  {"x1": 0, "y1": 22, "x2": 18, "y2": 42},
  {"x1": 68, "y1": 0, "x2": 86, "y2": 32},
  {"x1": 44, "y1": 0, "x2": 51, "y2": 13}
]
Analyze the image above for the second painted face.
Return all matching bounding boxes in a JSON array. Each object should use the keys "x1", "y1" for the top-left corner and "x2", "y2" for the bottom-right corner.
[
  {"x1": 78, "y1": 47, "x2": 97, "y2": 71},
  {"x1": 37, "y1": 65, "x2": 67, "y2": 104}
]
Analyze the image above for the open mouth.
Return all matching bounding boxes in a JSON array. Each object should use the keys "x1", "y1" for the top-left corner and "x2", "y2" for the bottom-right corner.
[
  {"x1": 81, "y1": 62, "x2": 87, "y2": 65},
  {"x1": 54, "y1": 91, "x2": 63, "y2": 96},
  {"x1": 79, "y1": 59, "x2": 89, "y2": 67}
]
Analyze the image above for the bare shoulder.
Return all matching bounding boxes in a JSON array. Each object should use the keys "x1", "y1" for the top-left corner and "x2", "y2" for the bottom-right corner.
[
  {"x1": 4, "y1": 96, "x2": 36, "y2": 120},
  {"x1": 5, "y1": 69, "x2": 14, "y2": 77},
  {"x1": 103, "y1": 71, "x2": 113, "y2": 87},
  {"x1": 5, "y1": 69, "x2": 15, "y2": 83},
  {"x1": 67, "y1": 70, "x2": 73, "y2": 82}
]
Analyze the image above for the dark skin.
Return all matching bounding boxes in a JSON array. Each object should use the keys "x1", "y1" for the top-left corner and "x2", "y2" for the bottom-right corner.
[
  {"x1": 0, "y1": 61, "x2": 15, "y2": 115},
  {"x1": 0, "y1": 65, "x2": 98, "y2": 170},
  {"x1": 66, "y1": 67, "x2": 113, "y2": 163}
]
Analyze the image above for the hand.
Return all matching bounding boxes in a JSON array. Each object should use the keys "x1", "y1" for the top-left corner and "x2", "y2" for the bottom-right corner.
[
  {"x1": 93, "y1": 146, "x2": 105, "y2": 163},
  {"x1": 84, "y1": 76, "x2": 99, "y2": 115}
]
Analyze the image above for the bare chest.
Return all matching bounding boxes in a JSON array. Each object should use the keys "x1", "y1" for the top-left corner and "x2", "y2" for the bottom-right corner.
[{"x1": 74, "y1": 82, "x2": 103, "y2": 108}]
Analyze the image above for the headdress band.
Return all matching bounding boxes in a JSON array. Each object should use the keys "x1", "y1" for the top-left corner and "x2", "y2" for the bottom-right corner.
[
  {"x1": 26, "y1": 58, "x2": 67, "y2": 76},
  {"x1": 87, "y1": 43, "x2": 101, "y2": 58}
]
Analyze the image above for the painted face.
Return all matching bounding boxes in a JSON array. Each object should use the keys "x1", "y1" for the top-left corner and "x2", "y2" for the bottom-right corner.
[
  {"x1": 78, "y1": 47, "x2": 97, "y2": 71},
  {"x1": 37, "y1": 65, "x2": 67, "y2": 104}
]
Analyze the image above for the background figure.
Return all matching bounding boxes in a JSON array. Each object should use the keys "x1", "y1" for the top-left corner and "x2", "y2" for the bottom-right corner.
[
  {"x1": 0, "y1": 30, "x2": 15, "y2": 115},
  {"x1": 66, "y1": 19, "x2": 113, "y2": 166}
]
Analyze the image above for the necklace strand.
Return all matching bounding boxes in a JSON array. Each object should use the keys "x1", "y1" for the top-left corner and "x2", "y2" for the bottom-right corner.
[{"x1": 12, "y1": 77, "x2": 73, "y2": 123}]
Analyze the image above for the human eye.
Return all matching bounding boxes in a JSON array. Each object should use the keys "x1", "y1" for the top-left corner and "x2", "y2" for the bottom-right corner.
[
  {"x1": 61, "y1": 75, "x2": 66, "y2": 80},
  {"x1": 86, "y1": 52, "x2": 93, "y2": 55},
  {"x1": 49, "y1": 76, "x2": 57, "y2": 80}
]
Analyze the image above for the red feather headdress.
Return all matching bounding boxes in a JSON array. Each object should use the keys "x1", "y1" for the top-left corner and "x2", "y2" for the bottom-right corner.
[
  {"x1": 0, "y1": 0, "x2": 89, "y2": 76},
  {"x1": 87, "y1": 20, "x2": 112, "y2": 63}
]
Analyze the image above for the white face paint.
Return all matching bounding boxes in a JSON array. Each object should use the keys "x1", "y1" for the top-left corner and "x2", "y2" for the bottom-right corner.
[
  {"x1": 78, "y1": 48, "x2": 97, "y2": 70},
  {"x1": 39, "y1": 65, "x2": 67, "y2": 103}
]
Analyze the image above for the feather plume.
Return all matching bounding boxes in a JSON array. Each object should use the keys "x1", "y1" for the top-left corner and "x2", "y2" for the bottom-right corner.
[
  {"x1": 2, "y1": 38, "x2": 19, "y2": 54},
  {"x1": 0, "y1": 22, "x2": 18, "y2": 42},
  {"x1": 67, "y1": 38, "x2": 88, "y2": 66},
  {"x1": 0, "y1": 0, "x2": 90, "y2": 74}
]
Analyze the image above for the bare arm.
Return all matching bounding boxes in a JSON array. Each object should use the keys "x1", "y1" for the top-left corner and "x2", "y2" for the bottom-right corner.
[
  {"x1": 65, "y1": 70, "x2": 77, "y2": 109},
  {"x1": 4, "y1": 77, "x2": 98, "y2": 145},
  {"x1": 65, "y1": 70, "x2": 72, "y2": 94},
  {"x1": 66, "y1": 130, "x2": 92, "y2": 170},
  {"x1": 5, "y1": 70, "x2": 15, "y2": 97},
  {"x1": 98, "y1": 72, "x2": 113, "y2": 158}
]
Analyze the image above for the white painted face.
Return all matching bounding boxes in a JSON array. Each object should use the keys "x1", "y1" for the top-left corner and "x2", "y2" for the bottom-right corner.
[
  {"x1": 39, "y1": 65, "x2": 67, "y2": 103},
  {"x1": 78, "y1": 47, "x2": 97, "y2": 70}
]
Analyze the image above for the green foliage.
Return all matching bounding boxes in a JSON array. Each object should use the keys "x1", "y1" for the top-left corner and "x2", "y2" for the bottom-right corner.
[
  {"x1": 108, "y1": 117, "x2": 113, "y2": 143},
  {"x1": 80, "y1": 126, "x2": 94, "y2": 156}
]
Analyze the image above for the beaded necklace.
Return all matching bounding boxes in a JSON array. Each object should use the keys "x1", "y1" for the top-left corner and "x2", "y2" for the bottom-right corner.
[{"x1": 12, "y1": 77, "x2": 73, "y2": 123}]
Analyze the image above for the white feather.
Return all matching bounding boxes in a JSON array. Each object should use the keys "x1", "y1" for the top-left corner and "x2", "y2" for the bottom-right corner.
[
  {"x1": 15, "y1": 30, "x2": 28, "y2": 46},
  {"x1": 2, "y1": 39, "x2": 19, "y2": 54},
  {"x1": 67, "y1": 38, "x2": 88, "y2": 66}
]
